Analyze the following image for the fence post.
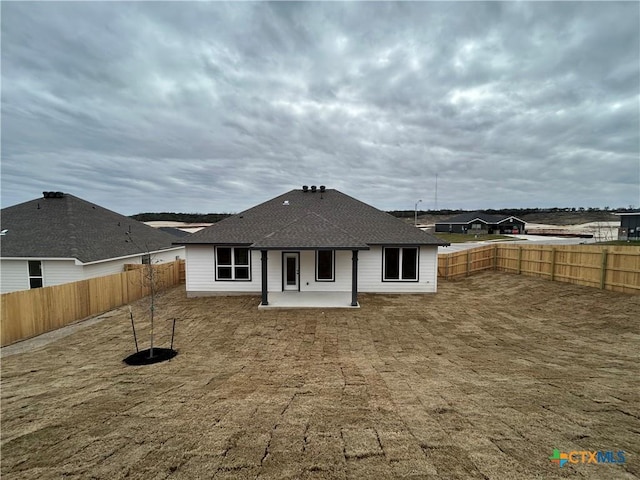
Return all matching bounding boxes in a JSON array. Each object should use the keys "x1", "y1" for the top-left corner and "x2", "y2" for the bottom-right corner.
[
  {"x1": 445, "y1": 255, "x2": 450, "y2": 280},
  {"x1": 600, "y1": 249, "x2": 608, "y2": 290},
  {"x1": 517, "y1": 247, "x2": 522, "y2": 275},
  {"x1": 550, "y1": 248, "x2": 556, "y2": 282},
  {"x1": 493, "y1": 245, "x2": 498, "y2": 271},
  {"x1": 466, "y1": 250, "x2": 471, "y2": 277}
]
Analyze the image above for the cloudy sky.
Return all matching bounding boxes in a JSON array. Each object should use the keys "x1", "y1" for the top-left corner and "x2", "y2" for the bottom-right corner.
[{"x1": 2, "y1": 2, "x2": 639, "y2": 215}]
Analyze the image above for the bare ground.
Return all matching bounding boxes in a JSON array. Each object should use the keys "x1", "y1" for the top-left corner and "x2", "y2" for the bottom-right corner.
[{"x1": 1, "y1": 272, "x2": 639, "y2": 480}]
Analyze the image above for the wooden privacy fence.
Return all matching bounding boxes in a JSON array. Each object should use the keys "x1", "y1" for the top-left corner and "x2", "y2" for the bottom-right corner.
[
  {"x1": 438, "y1": 244, "x2": 640, "y2": 294},
  {"x1": 1, "y1": 259, "x2": 185, "y2": 347}
]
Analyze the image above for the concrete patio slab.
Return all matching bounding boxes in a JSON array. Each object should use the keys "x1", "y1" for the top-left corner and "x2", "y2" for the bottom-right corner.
[{"x1": 259, "y1": 291, "x2": 359, "y2": 309}]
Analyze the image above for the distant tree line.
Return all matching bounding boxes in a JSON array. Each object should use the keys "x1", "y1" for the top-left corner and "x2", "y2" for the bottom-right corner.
[
  {"x1": 388, "y1": 206, "x2": 636, "y2": 219},
  {"x1": 131, "y1": 212, "x2": 232, "y2": 223},
  {"x1": 132, "y1": 206, "x2": 635, "y2": 223}
]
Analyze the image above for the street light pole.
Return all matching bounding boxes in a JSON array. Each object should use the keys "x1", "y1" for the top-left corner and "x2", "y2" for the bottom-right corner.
[{"x1": 414, "y1": 199, "x2": 422, "y2": 226}]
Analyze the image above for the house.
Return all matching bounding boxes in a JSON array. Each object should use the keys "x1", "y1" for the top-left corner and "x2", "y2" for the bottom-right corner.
[
  {"x1": 616, "y1": 212, "x2": 640, "y2": 241},
  {"x1": 0, "y1": 192, "x2": 185, "y2": 293},
  {"x1": 435, "y1": 212, "x2": 526, "y2": 235},
  {"x1": 176, "y1": 186, "x2": 449, "y2": 308}
]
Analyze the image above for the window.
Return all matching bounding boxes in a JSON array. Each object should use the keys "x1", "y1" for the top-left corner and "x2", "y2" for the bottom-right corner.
[
  {"x1": 28, "y1": 260, "x2": 43, "y2": 289},
  {"x1": 316, "y1": 250, "x2": 334, "y2": 281},
  {"x1": 142, "y1": 254, "x2": 151, "y2": 264},
  {"x1": 216, "y1": 247, "x2": 251, "y2": 281},
  {"x1": 383, "y1": 247, "x2": 418, "y2": 281}
]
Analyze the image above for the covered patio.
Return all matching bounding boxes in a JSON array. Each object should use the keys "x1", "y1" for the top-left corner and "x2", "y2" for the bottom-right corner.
[
  {"x1": 257, "y1": 247, "x2": 362, "y2": 309},
  {"x1": 253, "y1": 212, "x2": 369, "y2": 309}
]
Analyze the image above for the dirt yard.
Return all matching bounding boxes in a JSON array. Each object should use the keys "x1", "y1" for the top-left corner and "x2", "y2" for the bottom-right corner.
[{"x1": 1, "y1": 272, "x2": 639, "y2": 479}]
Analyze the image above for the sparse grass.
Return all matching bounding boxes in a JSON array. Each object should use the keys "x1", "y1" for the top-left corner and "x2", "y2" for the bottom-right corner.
[
  {"x1": 1, "y1": 274, "x2": 639, "y2": 479},
  {"x1": 433, "y1": 232, "x2": 518, "y2": 243}
]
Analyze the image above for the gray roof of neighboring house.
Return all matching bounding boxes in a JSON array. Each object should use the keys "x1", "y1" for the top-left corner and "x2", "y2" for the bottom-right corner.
[
  {"x1": 177, "y1": 189, "x2": 448, "y2": 249},
  {"x1": 158, "y1": 227, "x2": 191, "y2": 238},
  {"x1": 0, "y1": 193, "x2": 180, "y2": 263},
  {"x1": 436, "y1": 211, "x2": 526, "y2": 225}
]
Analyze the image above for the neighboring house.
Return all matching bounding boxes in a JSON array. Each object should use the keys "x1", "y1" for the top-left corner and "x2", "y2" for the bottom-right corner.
[
  {"x1": 435, "y1": 212, "x2": 526, "y2": 234},
  {"x1": 0, "y1": 192, "x2": 185, "y2": 293},
  {"x1": 176, "y1": 186, "x2": 449, "y2": 307},
  {"x1": 616, "y1": 212, "x2": 640, "y2": 241}
]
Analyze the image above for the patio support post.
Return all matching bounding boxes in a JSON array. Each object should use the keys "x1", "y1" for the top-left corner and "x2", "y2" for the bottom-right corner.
[
  {"x1": 261, "y1": 250, "x2": 268, "y2": 305},
  {"x1": 351, "y1": 250, "x2": 359, "y2": 306}
]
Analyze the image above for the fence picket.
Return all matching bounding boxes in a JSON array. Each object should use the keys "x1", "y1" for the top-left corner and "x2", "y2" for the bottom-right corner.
[
  {"x1": 438, "y1": 244, "x2": 639, "y2": 294},
  {"x1": 1, "y1": 260, "x2": 185, "y2": 347}
]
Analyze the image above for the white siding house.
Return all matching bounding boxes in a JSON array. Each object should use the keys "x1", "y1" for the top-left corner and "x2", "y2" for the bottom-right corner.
[
  {"x1": 184, "y1": 245, "x2": 438, "y2": 297},
  {"x1": 179, "y1": 187, "x2": 448, "y2": 306},
  {"x1": 1, "y1": 192, "x2": 184, "y2": 293}
]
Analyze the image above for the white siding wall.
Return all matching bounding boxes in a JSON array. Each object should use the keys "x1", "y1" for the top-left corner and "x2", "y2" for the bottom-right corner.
[
  {"x1": 184, "y1": 245, "x2": 438, "y2": 295},
  {"x1": 1, "y1": 260, "x2": 29, "y2": 293},
  {"x1": 42, "y1": 260, "x2": 84, "y2": 286},
  {"x1": 358, "y1": 246, "x2": 438, "y2": 293},
  {"x1": 185, "y1": 246, "x2": 261, "y2": 294},
  {"x1": 266, "y1": 251, "x2": 282, "y2": 293},
  {"x1": 298, "y1": 250, "x2": 352, "y2": 292},
  {"x1": 83, "y1": 255, "x2": 143, "y2": 279},
  {"x1": 150, "y1": 247, "x2": 185, "y2": 263},
  {"x1": 83, "y1": 247, "x2": 184, "y2": 279},
  {"x1": 1, "y1": 248, "x2": 186, "y2": 294}
]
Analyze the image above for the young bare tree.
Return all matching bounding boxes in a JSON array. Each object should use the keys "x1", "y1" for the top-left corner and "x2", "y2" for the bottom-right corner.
[{"x1": 125, "y1": 234, "x2": 169, "y2": 360}]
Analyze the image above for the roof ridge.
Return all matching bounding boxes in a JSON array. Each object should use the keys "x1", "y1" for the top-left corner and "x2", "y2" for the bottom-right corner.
[
  {"x1": 66, "y1": 195, "x2": 80, "y2": 259},
  {"x1": 306, "y1": 211, "x2": 368, "y2": 245},
  {"x1": 255, "y1": 211, "x2": 368, "y2": 246},
  {"x1": 260, "y1": 210, "x2": 311, "y2": 239}
]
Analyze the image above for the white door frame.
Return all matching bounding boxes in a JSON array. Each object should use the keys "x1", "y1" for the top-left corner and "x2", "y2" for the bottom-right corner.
[{"x1": 282, "y1": 252, "x2": 299, "y2": 291}]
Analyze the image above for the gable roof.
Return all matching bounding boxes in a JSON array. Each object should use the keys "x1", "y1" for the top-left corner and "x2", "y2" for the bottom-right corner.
[
  {"x1": 0, "y1": 193, "x2": 179, "y2": 263},
  {"x1": 436, "y1": 211, "x2": 526, "y2": 225},
  {"x1": 178, "y1": 189, "x2": 448, "y2": 248}
]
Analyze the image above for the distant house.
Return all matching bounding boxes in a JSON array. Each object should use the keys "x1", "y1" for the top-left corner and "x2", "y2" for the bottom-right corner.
[
  {"x1": 435, "y1": 212, "x2": 526, "y2": 234},
  {"x1": 616, "y1": 212, "x2": 640, "y2": 241},
  {"x1": 176, "y1": 186, "x2": 449, "y2": 307},
  {"x1": 0, "y1": 192, "x2": 185, "y2": 293}
]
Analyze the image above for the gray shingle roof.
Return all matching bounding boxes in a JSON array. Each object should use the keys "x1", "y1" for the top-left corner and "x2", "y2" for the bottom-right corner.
[
  {"x1": 158, "y1": 227, "x2": 191, "y2": 238},
  {"x1": 0, "y1": 194, "x2": 180, "y2": 263},
  {"x1": 178, "y1": 189, "x2": 448, "y2": 248}
]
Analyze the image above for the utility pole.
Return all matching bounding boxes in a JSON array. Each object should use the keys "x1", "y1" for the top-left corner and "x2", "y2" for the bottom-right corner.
[
  {"x1": 435, "y1": 173, "x2": 438, "y2": 211},
  {"x1": 414, "y1": 199, "x2": 422, "y2": 226}
]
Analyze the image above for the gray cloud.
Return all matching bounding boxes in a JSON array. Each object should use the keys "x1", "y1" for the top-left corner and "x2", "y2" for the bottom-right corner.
[{"x1": 2, "y1": 1, "x2": 638, "y2": 214}]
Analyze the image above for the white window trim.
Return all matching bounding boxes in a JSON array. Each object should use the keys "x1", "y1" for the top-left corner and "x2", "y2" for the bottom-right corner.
[
  {"x1": 382, "y1": 247, "x2": 419, "y2": 282},
  {"x1": 215, "y1": 247, "x2": 251, "y2": 281}
]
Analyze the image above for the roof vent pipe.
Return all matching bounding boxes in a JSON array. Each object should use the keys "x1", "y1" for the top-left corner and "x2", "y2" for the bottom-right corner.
[
  {"x1": 311, "y1": 185, "x2": 317, "y2": 193},
  {"x1": 302, "y1": 185, "x2": 309, "y2": 192},
  {"x1": 319, "y1": 185, "x2": 326, "y2": 193}
]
